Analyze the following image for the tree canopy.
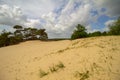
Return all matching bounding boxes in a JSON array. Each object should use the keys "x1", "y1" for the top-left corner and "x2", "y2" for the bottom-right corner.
[
  {"x1": 71, "y1": 24, "x2": 87, "y2": 39},
  {"x1": 0, "y1": 17, "x2": 120, "y2": 47},
  {"x1": 108, "y1": 17, "x2": 120, "y2": 35},
  {"x1": 0, "y1": 25, "x2": 48, "y2": 47}
]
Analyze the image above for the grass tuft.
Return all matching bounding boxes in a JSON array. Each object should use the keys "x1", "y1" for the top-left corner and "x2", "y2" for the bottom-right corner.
[
  {"x1": 39, "y1": 61, "x2": 65, "y2": 78},
  {"x1": 49, "y1": 65, "x2": 58, "y2": 73},
  {"x1": 39, "y1": 69, "x2": 49, "y2": 78},
  {"x1": 56, "y1": 62, "x2": 65, "y2": 69},
  {"x1": 74, "y1": 71, "x2": 89, "y2": 80},
  {"x1": 57, "y1": 50, "x2": 64, "y2": 53}
]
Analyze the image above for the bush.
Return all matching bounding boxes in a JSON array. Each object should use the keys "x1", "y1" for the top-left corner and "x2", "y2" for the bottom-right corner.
[
  {"x1": 0, "y1": 31, "x2": 11, "y2": 47},
  {"x1": 71, "y1": 24, "x2": 88, "y2": 39},
  {"x1": 71, "y1": 31, "x2": 87, "y2": 39},
  {"x1": 0, "y1": 25, "x2": 48, "y2": 47},
  {"x1": 108, "y1": 17, "x2": 120, "y2": 35},
  {"x1": 88, "y1": 31, "x2": 102, "y2": 37}
]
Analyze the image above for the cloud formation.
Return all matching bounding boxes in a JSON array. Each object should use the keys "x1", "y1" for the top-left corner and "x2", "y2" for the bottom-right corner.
[
  {"x1": 104, "y1": 20, "x2": 115, "y2": 31},
  {"x1": 0, "y1": 4, "x2": 27, "y2": 26},
  {"x1": 0, "y1": 0, "x2": 120, "y2": 38}
]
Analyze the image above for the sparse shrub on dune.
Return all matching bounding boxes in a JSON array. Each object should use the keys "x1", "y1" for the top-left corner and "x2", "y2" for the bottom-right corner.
[
  {"x1": 39, "y1": 61, "x2": 65, "y2": 78},
  {"x1": 74, "y1": 71, "x2": 90, "y2": 80},
  {"x1": 39, "y1": 69, "x2": 49, "y2": 78},
  {"x1": 56, "y1": 62, "x2": 65, "y2": 69},
  {"x1": 49, "y1": 65, "x2": 58, "y2": 73},
  {"x1": 71, "y1": 24, "x2": 88, "y2": 40},
  {"x1": 108, "y1": 17, "x2": 120, "y2": 35},
  {"x1": 57, "y1": 49, "x2": 64, "y2": 53}
]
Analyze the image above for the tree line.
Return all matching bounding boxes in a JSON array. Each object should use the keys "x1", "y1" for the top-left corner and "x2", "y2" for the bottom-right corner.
[
  {"x1": 0, "y1": 17, "x2": 120, "y2": 47},
  {"x1": 71, "y1": 17, "x2": 120, "y2": 39},
  {"x1": 0, "y1": 25, "x2": 48, "y2": 47}
]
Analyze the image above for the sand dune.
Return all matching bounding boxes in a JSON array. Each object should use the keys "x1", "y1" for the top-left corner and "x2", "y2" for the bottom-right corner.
[{"x1": 0, "y1": 36, "x2": 120, "y2": 80}]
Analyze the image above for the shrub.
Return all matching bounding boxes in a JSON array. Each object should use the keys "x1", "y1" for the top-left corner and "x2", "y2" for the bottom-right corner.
[
  {"x1": 108, "y1": 17, "x2": 120, "y2": 35},
  {"x1": 71, "y1": 24, "x2": 88, "y2": 40},
  {"x1": 88, "y1": 31, "x2": 102, "y2": 37}
]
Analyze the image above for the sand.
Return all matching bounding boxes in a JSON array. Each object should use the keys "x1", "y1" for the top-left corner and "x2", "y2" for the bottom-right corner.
[{"x1": 0, "y1": 36, "x2": 120, "y2": 80}]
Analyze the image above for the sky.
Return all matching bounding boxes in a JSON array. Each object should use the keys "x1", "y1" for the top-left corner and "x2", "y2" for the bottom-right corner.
[{"x1": 0, "y1": 0, "x2": 120, "y2": 38}]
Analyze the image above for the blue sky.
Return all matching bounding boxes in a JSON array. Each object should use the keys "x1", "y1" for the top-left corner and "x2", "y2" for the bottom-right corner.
[{"x1": 0, "y1": 0, "x2": 120, "y2": 38}]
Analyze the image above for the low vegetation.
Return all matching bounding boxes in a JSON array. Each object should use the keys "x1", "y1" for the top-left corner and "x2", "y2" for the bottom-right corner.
[
  {"x1": 39, "y1": 62, "x2": 65, "y2": 78},
  {"x1": 0, "y1": 17, "x2": 120, "y2": 47},
  {"x1": 56, "y1": 62, "x2": 65, "y2": 69},
  {"x1": 0, "y1": 25, "x2": 48, "y2": 47},
  {"x1": 39, "y1": 69, "x2": 49, "y2": 78},
  {"x1": 74, "y1": 71, "x2": 90, "y2": 80},
  {"x1": 71, "y1": 24, "x2": 88, "y2": 39},
  {"x1": 71, "y1": 17, "x2": 120, "y2": 40},
  {"x1": 49, "y1": 65, "x2": 58, "y2": 73}
]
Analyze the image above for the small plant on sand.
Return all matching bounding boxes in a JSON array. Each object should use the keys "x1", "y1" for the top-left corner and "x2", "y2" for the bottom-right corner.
[
  {"x1": 39, "y1": 69, "x2": 49, "y2": 78},
  {"x1": 57, "y1": 49, "x2": 64, "y2": 53},
  {"x1": 49, "y1": 65, "x2": 58, "y2": 73},
  {"x1": 64, "y1": 47, "x2": 70, "y2": 50},
  {"x1": 56, "y1": 62, "x2": 65, "y2": 69},
  {"x1": 57, "y1": 48, "x2": 70, "y2": 53},
  {"x1": 74, "y1": 70, "x2": 89, "y2": 80},
  {"x1": 72, "y1": 41, "x2": 79, "y2": 46},
  {"x1": 49, "y1": 62, "x2": 65, "y2": 73}
]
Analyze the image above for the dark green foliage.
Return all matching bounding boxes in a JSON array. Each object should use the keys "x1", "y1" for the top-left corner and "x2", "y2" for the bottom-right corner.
[
  {"x1": 0, "y1": 30, "x2": 21, "y2": 47},
  {"x1": 13, "y1": 25, "x2": 23, "y2": 30},
  {"x1": 29, "y1": 28, "x2": 38, "y2": 39},
  {"x1": 71, "y1": 17, "x2": 120, "y2": 40},
  {"x1": 102, "y1": 31, "x2": 107, "y2": 36},
  {"x1": 108, "y1": 17, "x2": 120, "y2": 35},
  {"x1": 71, "y1": 24, "x2": 88, "y2": 39},
  {"x1": 14, "y1": 35, "x2": 23, "y2": 42},
  {"x1": 0, "y1": 30, "x2": 11, "y2": 47},
  {"x1": 88, "y1": 31, "x2": 102, "y2": 37},
  {"x1": 13, "y1": 25, "x2": 23, "y2": 42},
  {"x1": 37, "y1": 29, "x2": 48, "y2": 40},
  {"x1": 0, "y1": 25, "x2": 48, "y2": 48},
  {"x1": 71, "y1": 31, "x2": 87, "y2": 39},
  {"x1": 8, "y1": 36, "x2": 19, "y2": 45},
  {"x1": 71, "y1": 23, "x2": 110, "y2": 40}
]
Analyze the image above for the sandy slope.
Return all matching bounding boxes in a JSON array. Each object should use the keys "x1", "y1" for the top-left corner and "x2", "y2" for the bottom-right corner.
[{"x1": 0, "y1": 36, "x2": 120, "y2": 80}]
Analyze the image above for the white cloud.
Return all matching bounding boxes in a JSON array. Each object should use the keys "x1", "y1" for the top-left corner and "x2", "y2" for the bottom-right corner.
[
  {"x1": 0, "y1": 4, "x2": 43, "y2": 29},
  {"x1": 105, "y1": 20, "x2": 115, "y2": 27},
  {"x1": 0, "y1": 4, "x2": 27, "y2": 26},
  {"x1": 0, "y1": 0, "x2": 57, "y2": 17},
  {"x1": 25, "y1": 19, "x2": 41, "y2": 28},
  {"x1": 41, "y1": 0, "x2": 94, "y2": 38},
  {"x1": 0, "y1": 0, "x2": 120, "y2": 38},
  {"x1": 104, "y1": 20, "x2": 115, "y2": 31}
]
